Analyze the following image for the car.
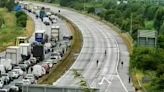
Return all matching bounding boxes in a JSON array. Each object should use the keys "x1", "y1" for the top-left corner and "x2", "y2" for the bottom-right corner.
[
  {"x1": 42, "y1": 61, "x2": 53, "y2": 68},
  {"x1": 22, "y1": 78, "x2": 31, "y2": 85},
  {"x1": 46, "y1": 12, "x2": 52, "y2": 17},
  {"x1": 46, "y1": 59, "x2": 58, "y2": 65},
  {"x1": 30, "y1": 57, "x2": 37, "y2": 65},
  {"x1": 43, "y1": 17, "x2": 51, "y2": 25},
  {"x1": 12, "y1": 68, "x2": 24, "y2": 76},
  {"x1": 25, "y1": 74, "x2": 36, "y2": 84},
  {"x1": 24, "y1": 60, "x2": 31, "y2": 67},
  {"x1": 51, "y1": 19, "x2": 57, "y2": 24},
  {"x1": 49, "y1": 15, "x2": 57, "y2": 20},
  {"x1": 18, "y1": 63, "x2": 28, "y2": 71},
  {"x1": 9, "y1": 71, "x2": 19, "y2": 79},
  {"x1": 50, "y1": 51, "x2": 61, "y2": 60},
  {"x1": 0, "y1": 78, "x2": 4, "y2": 88},
  {"x1": 0, "y1": 88, "x2": 10, "y2": 92},
  {"x1": 1, "y1": 73, "x2": 10, "y2": 84},
  {"x1": 9, "y1": 85, "x2": 19, "y2": 92}
]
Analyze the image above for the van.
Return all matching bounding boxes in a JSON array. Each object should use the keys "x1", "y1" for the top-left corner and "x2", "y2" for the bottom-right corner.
[
  {"x1": 43, "y1": 17, "x2": 50, "y2": 25},
  {"x1": 32, "y1": 65, "x2": 46, "y2": 78}
]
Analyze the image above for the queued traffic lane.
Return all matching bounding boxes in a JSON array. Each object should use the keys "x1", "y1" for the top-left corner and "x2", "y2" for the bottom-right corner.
[{"x1": 2, "y1": 7, "x2": 72, "y2": 90}]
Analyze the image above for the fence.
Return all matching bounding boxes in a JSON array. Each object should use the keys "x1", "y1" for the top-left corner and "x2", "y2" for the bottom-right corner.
[{"x1": 22, "y1": 85, "x2": 99, "y2": 92}]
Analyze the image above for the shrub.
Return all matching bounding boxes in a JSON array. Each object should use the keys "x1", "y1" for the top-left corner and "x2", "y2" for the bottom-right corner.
[{"x1": 15, "y1": 11, "x2": 27, "y2": 27}]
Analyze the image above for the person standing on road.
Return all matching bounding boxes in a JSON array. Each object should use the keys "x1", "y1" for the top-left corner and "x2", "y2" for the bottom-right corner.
[
  {"x1": 121, "y1": 61, "x2": 124, "y2": 68},
  {"x1": 105, "y1": 50, "x2": 107, "y2": 56},
  {"x1": 96, "y1": 60, "x2": 99, "y2": 66},
  {"x1": 129, "y1": 76, "x2": 131, "y2": 83}
]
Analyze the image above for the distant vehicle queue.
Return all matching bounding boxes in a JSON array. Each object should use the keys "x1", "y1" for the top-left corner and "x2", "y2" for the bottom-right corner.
[{"x1": 0, "y1": 2, "x2": 73, "y2": 92}]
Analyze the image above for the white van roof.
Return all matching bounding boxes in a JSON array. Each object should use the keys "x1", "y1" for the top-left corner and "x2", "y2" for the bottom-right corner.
[{"x1": 35, "y1": 30, "x2": 45, "y2": 33}]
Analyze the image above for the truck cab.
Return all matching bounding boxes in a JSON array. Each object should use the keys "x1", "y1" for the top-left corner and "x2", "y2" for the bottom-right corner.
[
  {"x1": 16, "y1": 36, "x2": 28, "y2": 46},
  {"x1": 35, "y1": 30, "x2": 47, "y2": 44}
]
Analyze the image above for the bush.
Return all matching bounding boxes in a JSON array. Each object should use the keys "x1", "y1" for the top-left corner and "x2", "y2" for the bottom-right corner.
[
  {"x1": 15, "y1": 11, "x2": 27, "y2": 27},
  {"x1": 0, "y1": 16, "x2": 4, "y2": 27},
  {"x1": 87, "y1": 7, "x2": 95, "y2": 14}
]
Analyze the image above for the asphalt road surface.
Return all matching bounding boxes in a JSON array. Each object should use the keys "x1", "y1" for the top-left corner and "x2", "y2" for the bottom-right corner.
[{"x1": 23, "y1": 1, "x2": 135, "y2": 92}]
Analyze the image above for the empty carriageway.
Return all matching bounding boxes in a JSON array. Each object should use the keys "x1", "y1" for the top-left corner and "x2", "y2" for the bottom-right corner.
[{"x1": 28, "y1": 2, "x2": 131, "y2": 92}]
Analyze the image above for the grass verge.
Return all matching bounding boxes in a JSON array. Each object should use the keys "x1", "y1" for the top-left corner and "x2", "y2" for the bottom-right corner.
[
  {"x1": 0, "y1": 8, "x2": 34, "y2": 52},
  {"x1": 25, "y1": 16, "x2": 35, "y2": 38},
  {"x1": 38, "y1": 16, "x2": 83, "y2": 84}
]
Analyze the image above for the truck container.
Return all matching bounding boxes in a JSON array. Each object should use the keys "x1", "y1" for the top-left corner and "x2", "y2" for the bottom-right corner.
[
  {"x1": 32, "y1": 44, "x2": 44, "y2": 61},
  {"x1": 45, "y1": 7, "x2": 50, "y2": 13},
  {"x1": 19, "y1": 43, "x2": 31, "y2": 60},
  {"x1": 51, "y1": 25, "x2": 59, "y2": 41},
  {"x1": 6, "y1": 46, "x2": 21, "y2": 65},
  {"x1": 19, "y1": 43, "x2": 31, "y2": 56},
  {"x1": 0, "y1": 58, "x2": 12, "y2": 71}
]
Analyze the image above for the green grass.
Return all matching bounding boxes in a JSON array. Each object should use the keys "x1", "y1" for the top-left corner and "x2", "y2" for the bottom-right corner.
[
  {"x1": 0, "y1": 8, "x2": 23, "y2": 51},
  {"x1": 0, "y1": 8, "x2": 35, "y2": 52}
]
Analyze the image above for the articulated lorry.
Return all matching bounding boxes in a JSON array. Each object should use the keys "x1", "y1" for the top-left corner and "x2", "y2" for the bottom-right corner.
[
  {"x1": 51, "y1": 25, "x2": 59, "y2": 41},
  {"x1": 32, "y1": 44, "x2": 45, "y2": 61},
  {"x1": 5, "y1": 46, "x2": 21, "y2": 65},
  {"x1": 19, "y1": 43, "x2": 31, "y2": 61},
  {"x1": 16, "y1": 36, "x2": 28, "y2": 46},
  {"x1": 35, "y1": 30, "x2": 48, "y2": 44}
]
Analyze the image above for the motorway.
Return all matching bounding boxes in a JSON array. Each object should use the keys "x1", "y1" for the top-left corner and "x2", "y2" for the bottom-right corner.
[{"x1": 24, "y1": 2, "x2": 134, "y2": 92}]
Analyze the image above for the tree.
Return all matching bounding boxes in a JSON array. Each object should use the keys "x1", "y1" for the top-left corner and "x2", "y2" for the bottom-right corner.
[
  {"x1": 159, "y1": 22, "x2": 164, "y2": 34},
  {"x1": 158, "y1": 35, "x2": 164, "y2": 49},
  {"x1": 157, "y1": 64, "x2": 164, "y2": 77},
  {"x1": 154, "y1": 7, "x2": 164, "y2": 33},
  {"x1": 87, "y1": 7, "x2": 95, "y2": 13},
  {"x1": 5, "y1": 0, "x2": 15, "y2": 11},
  {"x1": 144, "y1": 5, "x2": 158, "y2": 20},
  {"x1": 152, "y1": 75, "x2": 164, "y2": 90},
  {"x1": 15, "y1": 11, "x2": 27, "y2": 27},
  {"x1": 0, "y1": 16, "x2": 4, "y2": 28}
]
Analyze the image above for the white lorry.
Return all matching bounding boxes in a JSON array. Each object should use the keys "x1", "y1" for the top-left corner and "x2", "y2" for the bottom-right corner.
[
  {"x1": 0, "y1": 58, "x2": 12, "y2": 71},
  {"x1": 19, "y1": 43, "x2": 31, "y2": 60},
  {"x1": 6, "y1": 46, "x2": 21, "y2": 65},
  {"x1": 51, "y1": 25, "x2": 59, "y2": 41}
]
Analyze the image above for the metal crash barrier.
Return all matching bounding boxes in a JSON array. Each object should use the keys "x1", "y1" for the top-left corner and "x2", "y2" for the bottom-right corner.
[{"x1": 22, "y1": 85, "x2": 100, "y2": 92}]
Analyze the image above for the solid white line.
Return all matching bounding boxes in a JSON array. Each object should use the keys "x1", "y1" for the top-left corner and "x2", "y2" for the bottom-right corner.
[{"x1": 115, "y1": 39, "x2": 129, "y2": 92}]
